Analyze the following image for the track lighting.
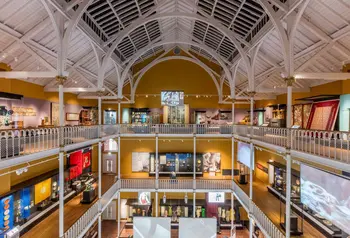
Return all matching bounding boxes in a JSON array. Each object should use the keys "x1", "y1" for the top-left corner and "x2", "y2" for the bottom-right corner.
[{"x1": 15, "y1": 166, "x2": 28, "y2": 175}]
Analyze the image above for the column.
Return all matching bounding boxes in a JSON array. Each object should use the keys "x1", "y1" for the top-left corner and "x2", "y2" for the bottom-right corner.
[
  {"x1": 118, "y1": 101, "x2": 121, "y2": 124},
  {"x1": 193, "y1": 192, "x2": 196, "y2": 218},
  {"x1": 97, "y1": 96, "x2": 102, "y2": 238},
  {"x1": 57, "y1": 76, "x2": 66, "y2": 238},
  {"x1": 231, "y1": 192, "x2": 234, "y2": 237},
  {"x1": 284, "y1": 77, "x2": 294, "y2": 238},
  {"x1": 231, "y1": 99, "x2": 235, "y2": 124},
  {"x1": 193, "y1": 136, "x2": 196, "y2": 188},
  {"x1": 231, "y1": 136, "x2": 234, "y2": 181},
  {"x1": 117, "y1": 191, "x2": 121, "y2": 237},
  {"x1": 155, "y1": 135, "x2": 159, "y2": 216},
  {"x1": 248, "y1": 91, "x2": 255, "y2": 238}
]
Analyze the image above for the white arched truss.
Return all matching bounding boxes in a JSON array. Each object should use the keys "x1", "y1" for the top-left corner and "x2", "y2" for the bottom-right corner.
[
  {"x1": 119, "y1": 39, "x2": 233, "y2": 98},
  {"x1": 130, "y1": 56, "x2": 222, "y2": 102},
  {"x1": 97, "y1": 12, "x2": 252, "y2": 89}
]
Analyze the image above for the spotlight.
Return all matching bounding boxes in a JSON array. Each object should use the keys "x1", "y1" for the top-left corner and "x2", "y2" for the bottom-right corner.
[
  {"x1": 145, "y1": 95, "x2": 148, "y2": 98},
  {"x1": 14, "y1": 57, "x2": 18, "y2": 62}
]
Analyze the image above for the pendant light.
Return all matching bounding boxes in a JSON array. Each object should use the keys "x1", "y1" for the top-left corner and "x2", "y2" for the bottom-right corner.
[
  {"x1": 184, "y1": 193, "x2": 188, "y2": 204},
  {"x1": 163, "y1": 193, "x2": 166, "y2": 203}
]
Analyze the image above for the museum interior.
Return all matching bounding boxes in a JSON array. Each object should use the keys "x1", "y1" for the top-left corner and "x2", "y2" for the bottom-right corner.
[{"x1": 0, "y1": 0, "x2": 350, "y2": 238}]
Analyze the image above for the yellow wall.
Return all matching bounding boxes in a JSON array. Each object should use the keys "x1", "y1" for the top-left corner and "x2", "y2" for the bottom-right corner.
[
  {"x1": 122, "y1": 58, "x2": 248, "y2": 110},
  {"x1": 0, "y1": 78, "x2": 96, "y2": 106}
]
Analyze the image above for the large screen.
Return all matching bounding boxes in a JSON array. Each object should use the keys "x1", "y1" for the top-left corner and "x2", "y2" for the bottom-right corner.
[
  {"x1": 301, "y1": 164, "x2": 350, "y2": 234},
  {"x1": 161, "y1": 91, "x2": 184, "y2": 106},
  {"x1": 238, "y1": 141, "x2": 254, "y2": 169}
]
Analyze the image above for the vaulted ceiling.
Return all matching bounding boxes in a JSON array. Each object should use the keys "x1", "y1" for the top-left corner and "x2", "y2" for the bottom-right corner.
[{"x1": 0, "y1": 0, "x2": 349, "y2": 100}]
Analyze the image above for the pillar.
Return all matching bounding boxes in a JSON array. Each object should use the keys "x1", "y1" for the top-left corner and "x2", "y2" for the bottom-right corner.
[
  {"x1": 231, "y1": 100, "x2": 235, "y2": 124},
  {"x1": 231, "y1": 192, "x2": 234, "y2": 237},
  {"x1": 231, "y1": 136, "x2": 234, "y2": 181},
  {"x1": 193, "y1": 136, "x2": 196, "y2": 187},
  {"x1": 284, "y1": 77, "x2": 294, "y2": 238},
  {"x1": 118, "y1": 101, "x2": 121, "y2": 124},
  {"x1": 155, "y1": 135, "x2": 159, "y2": 216},
  {"x1": 117, "y1": 191, "x2": 121, "y2": 237},
  {"x1": 285, "y1": 77, "x2": 295, "y2": 128},
  {"x1": 56, "y1": 76, "x2": 66, "y2": 238},
  {"x1": 193, "y1": 192, "x2": 196, "y2": 218}
]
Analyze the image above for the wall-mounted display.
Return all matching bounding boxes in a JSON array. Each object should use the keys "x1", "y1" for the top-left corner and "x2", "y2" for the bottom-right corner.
[
  {"x1": 195, "y1": 109, "x2": 232, "y2": 125},
  {"x1": 138, "y1": 192, "x2": 151, "y2": 205},
  {"x1": 301, "y1": 164, "x2": 350, "y2": 235},
  {"x1": 238, "y1": 142, "x2": 253, "y2": 169},
  {"x1": 12, "y1": 107, "x2": 36, "y2": 116},
  {"x1": 202, "y1": 153, "x2": 221, "y2": 172},
  {"x1": 66, "y1": 113, "x2": 79, "y2": 121},
  {"x1": 161, "y1": 91, "x2": 184, "y2": 106},
  {"x1": 0, "y1": 195, "x2": 14, "y2": 234},
  {"x1": 50, "y1": 103, "x2": 60, "y2": 126},
  {"x1": 132, "y1": 152, "x2": 150, "y2": 172},
  {"x1": 306, "y1": 100, "x2": 340, "y2": 131},
  {"x1": 208, "y1": 192, "x2": 225, "y2": 203},
  {"x1": 34, "y1": 178, "x2": 52, "y2": 205}
]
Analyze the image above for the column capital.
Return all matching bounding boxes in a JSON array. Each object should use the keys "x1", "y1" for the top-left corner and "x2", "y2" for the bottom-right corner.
[
  {"x1": 284, "y1": 76, "x2": 295, "y2": 87},
  {"x1": 97, "y1": 91, "x2": 104, "y2": 97},
  {"x1": 247, "y1": 91, "x2": 256, "y2": 98},
  {"x1": 55, "y1": 75, "x2": 67, "y2": 85},
  {"x1": 231, "y1": 98, "x2": 236, "y2": 103}
]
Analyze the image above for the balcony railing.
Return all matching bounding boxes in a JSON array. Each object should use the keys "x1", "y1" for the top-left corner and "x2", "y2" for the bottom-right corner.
[
  {"x1": 120, "y1": 178, "x2": 156, "y2": 190},
  {"x1": 251, "y1": 201, "x2": 285, "y2": 238},
  {"x1": 64, "y1": 202, "x2": 99, "y2": 238}
]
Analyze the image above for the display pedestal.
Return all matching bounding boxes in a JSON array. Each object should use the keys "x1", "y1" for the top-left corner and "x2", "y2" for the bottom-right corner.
[
  {"x1": 237, "y1": 174, "x2": 248, "y2": 184},
  {"x1": 280, "y1": 213, "x2": 303, "y2": 236},
  {"x1": 81, "y1": 189, "x2": 97, "y2": 204}
]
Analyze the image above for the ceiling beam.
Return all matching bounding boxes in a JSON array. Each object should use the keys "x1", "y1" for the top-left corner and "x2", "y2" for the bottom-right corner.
[
  {"x1": 295, "y1": 72, "x2": 350, "y2": 80},
  {"x1": 45, "y1": 87, "x2": 105, "y2": 92},
  {"x1": 0, "y1": 71, "x2": 68, "y2": 79}
]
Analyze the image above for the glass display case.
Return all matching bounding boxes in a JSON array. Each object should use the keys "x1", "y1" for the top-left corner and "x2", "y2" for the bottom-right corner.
[
  {"x1": 104, "y1": 110, "x2": 117, "y2": 124},
  {"x1": 168, "y1": 106, "x2": 185, "y2": 124},
  {"x1": 131, "y1": 108, "x2": 150, "y2": 125}
]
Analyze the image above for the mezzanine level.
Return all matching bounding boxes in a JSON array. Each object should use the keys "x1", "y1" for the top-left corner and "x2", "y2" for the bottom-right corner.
[{"x1": 1, "y1": 124, "x2": 349, "y2": 173}]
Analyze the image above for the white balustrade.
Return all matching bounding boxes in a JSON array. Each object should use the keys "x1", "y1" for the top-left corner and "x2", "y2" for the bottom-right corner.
[
  {"x1": 100, "y1": 180, "x2": 119, "y2": 210},
  {"x1": 158, "y1": 179, "x2": 193, "y2": 190},
  {"x1": 196, "y1": 179, "x2": 231, "y2": 190},
  {"x1": 232, "y1": 182, "x2": 250, "y2": 209},
  {"x1": 251, "y1": 201, "x2": 285, "y2": 238},
  {"x1": 120, "y1": 179, "x2": 155, "y2": 190},
  {"x1": 291, "y1": 129, "x2": 350, "y2": 164},
  {"x1": 251, "y1": 126, "x2": 288, "y2": 147},
  {"x1": 64, "y1": 202, "x2": 99, "y2": 238}
]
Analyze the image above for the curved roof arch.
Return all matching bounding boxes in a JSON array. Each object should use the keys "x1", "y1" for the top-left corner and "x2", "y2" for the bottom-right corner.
[{"x1": 98, "y1": 12, "x2": 252, "y2": 88}]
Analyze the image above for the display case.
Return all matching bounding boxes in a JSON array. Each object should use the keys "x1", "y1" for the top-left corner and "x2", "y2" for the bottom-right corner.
[
  {"x1": 125, "y1": 198, "x2": 153, "y2": 225},
  {"x1": 104, "y1": 110, "x2": 117, "y2": 124},
  {"x1": 267, "y1": 161, "x2": 300, "y2": 199},
  {"x1": 149, "y1": 153, "x2": 203, "y2": 176},
  {"x1": 267, "y1": 104, "x2": 286, "y2": 128},
  {"x1": 159, "y1": 198, "x2": 198, "y2": 222},
  {"x1": 131, "y1": 108, "x2": 150, "y2": 125},
  {"x1": 79, "y1": 107, "x2": 98, "y2": 125}
]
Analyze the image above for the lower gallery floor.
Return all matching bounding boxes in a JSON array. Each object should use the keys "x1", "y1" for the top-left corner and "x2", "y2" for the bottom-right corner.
[
  {"x1": 238, "y1": 176, "x2": 325, "y2": 238},
  {"x1": 19, "y1": 176, "x2": 328, "y2": 238},
  {"x1": 21, "y1": 175, "x2": 116, "y2": 238}
]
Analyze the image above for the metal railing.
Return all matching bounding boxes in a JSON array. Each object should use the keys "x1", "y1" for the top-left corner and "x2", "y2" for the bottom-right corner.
[
  {"x1": 0, "y1": 128, "x2": 59, "y2": 159},
  {"x1": 232, "y1": 182, "x2": 250, "y2": 209},
  {"x1": 63, "y1": 126, "x2": 99, "y2": 145},
  {"x1": 291, "y1": 129, "x2": 350, "y2": 164},
  {"x1": 251, "y1": 201, "x2": 285, "y2": 238},
  {"x1": 100, "y1": 179, "x2": 119, "y2": 210},
  {"x1": 196, "y1": 179, "x2": 231, "y2": 190},
  {"x1": 158, "y1": 179, "x2": 194, "y2": 190},
  {"x1": 251, "y1": 126, "x2": 288, "y2": 147},
  {"x1": 120, "y1": 179, "x2": 156, "y2": 190},
  {"x1": 64, "y1": 202, "x2": 99, "y2": 238}
]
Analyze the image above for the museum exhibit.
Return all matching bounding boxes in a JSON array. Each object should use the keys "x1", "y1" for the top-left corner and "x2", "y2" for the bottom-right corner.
[{"x1": 0, "y1": 0, "x2": 350, "y2": 238}]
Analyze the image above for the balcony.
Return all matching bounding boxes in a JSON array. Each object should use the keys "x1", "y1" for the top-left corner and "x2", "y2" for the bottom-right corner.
[{"x1": 1, "y1": 124, "x2": 349, "y2": 172}]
